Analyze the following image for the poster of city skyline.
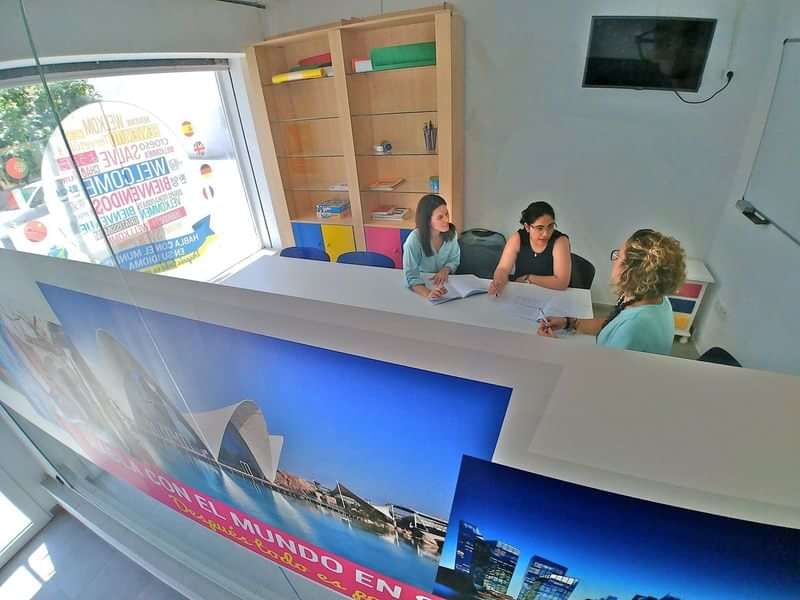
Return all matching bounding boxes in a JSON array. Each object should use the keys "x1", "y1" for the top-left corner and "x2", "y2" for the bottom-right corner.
[
  {"x1": 1, "y1": 283, "x2": 513, "y2": 592},
  {"x1": 435, "y1": 457, "x2": 800, "y2": 600}
]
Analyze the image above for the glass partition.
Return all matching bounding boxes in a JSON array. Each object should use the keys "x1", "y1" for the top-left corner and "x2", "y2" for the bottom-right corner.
[{"x1": 0, "y1": 3, "x2": 288, "y2": 597}]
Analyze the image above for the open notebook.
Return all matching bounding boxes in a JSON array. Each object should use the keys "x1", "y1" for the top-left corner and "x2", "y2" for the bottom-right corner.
[{"x1": 427, "y1": 274, "x2": 489, "y2": 305}]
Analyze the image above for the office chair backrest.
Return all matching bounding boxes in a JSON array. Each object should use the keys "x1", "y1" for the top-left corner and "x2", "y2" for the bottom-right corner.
[
  {"x1": 457, "y1": 228, "x2": 506, "y2": 279},
  {"x1": 569, "y1": 253, "x2": 596, "y2": 290},
  {"x1": 698, "y1": 347, "x2": 742, "y2": 367},
  {"x1": 337, "y1": 251, "x2": 395, "y2": 269},
  {"x1": 280, "y1": 246, "x2": 330, "y2": 261}
]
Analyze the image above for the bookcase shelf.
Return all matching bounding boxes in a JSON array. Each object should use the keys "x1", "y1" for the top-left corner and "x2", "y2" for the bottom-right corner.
[
  {"x1": 360, "y1": 181, "x2": 433, "y2": 194},
  {"x1": 246, "y1": 5, "x2": 463, "y2": 265},
  {"x1": 345, "y1": 64, "x2": 436, "y2": 78},
  {"x1": 289, "y1": 185, "x2": 347, "y2": 192},
  {"x1": 356, "y1": 152, "x2": 437, "y2": 157},
  {"x1": 347, "y1": 66, "x2": 437, "y2": 115},
  {"x1": 270, "y1": 115, "x2": 339, "y2": 124},
  {"x1": 364, "y1": 217, "x2": 416, "y2": 229},
  {"x1": 291, "y1": 213, "x2": 353, "y2": 226}
]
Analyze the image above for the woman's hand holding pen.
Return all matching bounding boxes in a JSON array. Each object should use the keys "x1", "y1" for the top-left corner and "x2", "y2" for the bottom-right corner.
[
  {"x1": 537, "y1": 316, "x2": 567, "y2": 337},
  {"x1": 488, "y1": 277, "x2": 507, "y2": 297}
]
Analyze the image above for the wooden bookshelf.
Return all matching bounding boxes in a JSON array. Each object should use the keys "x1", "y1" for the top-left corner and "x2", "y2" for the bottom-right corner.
[{"x1": 245, "y1": 5, "x2": 463, "y2": 266}]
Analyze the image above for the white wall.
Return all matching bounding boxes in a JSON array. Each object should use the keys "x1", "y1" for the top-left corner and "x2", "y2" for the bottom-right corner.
[
  {"x1": 695, "y1": 0, "x2": 800, "y2": 376},
  {"x1": 0, "y1": 0, "x2": 266, "y2": 64},
  {"x1": 264, "y1": 0, "x2": 781, "y2": 304},
  {"x1": 0, "y1": 411, "x2": 57, "y2": 516}
]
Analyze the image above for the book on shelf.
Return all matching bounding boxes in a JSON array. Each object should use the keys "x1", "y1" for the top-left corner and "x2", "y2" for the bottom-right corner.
[
  {"x1": 427, "y1": 275, "x2": 489, "y2": 305},
  {"x1": 290, "y1": 65, "x2": 334, "y2": 76},
  {"x1": 299, "y1": 53, "x2": 332, "y2": 67},
  {"x1": 271, "y1": 68, "x2": 326, "y2": 85},
  {"x1": 327, "y1": 183, "x2": 349, "y2": 191},
  {"x1": 370, "y1": 206, "x2": 409, "y2": 221},
  {"x1": 351, "y1": 57, "x2": 373, "y2": 73},
  {"x1": 367, "y1": 178, "x2": 405, "y2": 192},
  {"x1": 315, "y1": 199, "x2": 350, "y2": 219}
]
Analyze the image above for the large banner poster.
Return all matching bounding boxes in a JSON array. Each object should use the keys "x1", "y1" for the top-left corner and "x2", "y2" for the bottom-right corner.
[
  {"x1": 41, "y1": 101, "x2": 215, "y2": 272},
  {"x1": 435, "y1": 457, "x2": 800, "y2": 600},
  {"x1": 0, "y1": 282, "x2": 512, "y2": 600}
]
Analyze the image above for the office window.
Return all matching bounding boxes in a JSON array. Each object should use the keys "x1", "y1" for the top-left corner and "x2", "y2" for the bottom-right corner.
[{"x1": 0, "y1": 61, "x2": 267, "y2": 281}]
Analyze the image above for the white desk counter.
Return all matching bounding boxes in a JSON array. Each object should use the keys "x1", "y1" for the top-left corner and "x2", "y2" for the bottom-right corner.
[{"x1": 221, "y1": 253, "x2": 593, "y2": 336}]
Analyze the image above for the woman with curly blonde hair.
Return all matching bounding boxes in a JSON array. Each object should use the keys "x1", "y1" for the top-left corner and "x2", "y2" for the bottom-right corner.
[{"x1": 538, "y1": 229, "x2": 686, "y2": 355}]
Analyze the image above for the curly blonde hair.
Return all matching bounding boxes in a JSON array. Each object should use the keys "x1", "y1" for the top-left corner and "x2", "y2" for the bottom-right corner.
[{"x1": 615, "y1": 229, "x2": 686, "y2": 300}]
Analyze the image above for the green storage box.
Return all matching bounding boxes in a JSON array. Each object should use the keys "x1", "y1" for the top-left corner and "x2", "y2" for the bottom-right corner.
[{"x1": 370, "y1": 41, "x2": 436, "y2": 71}]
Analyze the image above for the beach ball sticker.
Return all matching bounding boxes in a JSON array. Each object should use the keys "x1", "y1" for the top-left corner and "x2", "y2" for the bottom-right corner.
[
  {"x1": 4, "y1": 157, "x2": 29, "y2": 180},
  {"x1": 193, "y1": 141, "x2": 206, "y2": 156},
  {"x1": 24, "y1": 220, "x2": 47, "y2": 242},
  {"x1": 181, "y1": 121, "x2": 194, "y2": 137}
]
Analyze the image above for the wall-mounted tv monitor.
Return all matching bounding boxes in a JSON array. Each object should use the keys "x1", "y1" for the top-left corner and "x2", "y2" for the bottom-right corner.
[{"x1": 583, "y1": 16, "x2": 717, "y2": 92}]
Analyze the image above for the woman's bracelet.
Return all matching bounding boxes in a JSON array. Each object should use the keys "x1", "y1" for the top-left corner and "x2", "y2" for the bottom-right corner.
[{"x1": 566, "y1": 317, "x2": 578, "y2": 332}]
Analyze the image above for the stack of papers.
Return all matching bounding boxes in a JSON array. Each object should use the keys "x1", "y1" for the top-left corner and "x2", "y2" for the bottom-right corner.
[
  {"x1": 368, "y1": 178, "x2": 404, "y2": 191},
  {"x1": 371, "y1": 206, "x2": 409, "y2": 221}
]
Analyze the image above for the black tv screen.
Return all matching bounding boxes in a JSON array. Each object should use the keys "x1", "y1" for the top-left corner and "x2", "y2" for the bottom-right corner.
[{"x1": 583, "y1": 16, "x2": 716, "y2": 92}]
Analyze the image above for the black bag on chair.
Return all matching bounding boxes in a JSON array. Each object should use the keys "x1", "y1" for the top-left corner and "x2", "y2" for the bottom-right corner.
[{"x1": 457, "y1": 228, "x2": 506, "y2": 279}]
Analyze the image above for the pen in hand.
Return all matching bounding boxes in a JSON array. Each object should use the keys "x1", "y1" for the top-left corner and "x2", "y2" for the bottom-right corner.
[{"x1": 537, "y1": 307, "x2": 552, "y2": 335}]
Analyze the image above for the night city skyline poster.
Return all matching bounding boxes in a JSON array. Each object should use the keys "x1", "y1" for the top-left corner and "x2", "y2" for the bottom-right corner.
[{"x1": 435, "y1": 456, "x2": 800, "y2": 600}]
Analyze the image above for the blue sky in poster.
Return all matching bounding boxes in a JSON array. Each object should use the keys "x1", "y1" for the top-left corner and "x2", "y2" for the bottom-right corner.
[
  {"x1": 439, "y1": 456, "x2": 800, "y2": 600},
  {"x1": 37, "y1": 284, "x2": 512, "y2": 518}
]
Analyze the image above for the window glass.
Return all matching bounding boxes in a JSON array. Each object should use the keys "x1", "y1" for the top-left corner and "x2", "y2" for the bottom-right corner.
[{"x1": 1, "y1": 68, "x2": 264, "y2": 281}]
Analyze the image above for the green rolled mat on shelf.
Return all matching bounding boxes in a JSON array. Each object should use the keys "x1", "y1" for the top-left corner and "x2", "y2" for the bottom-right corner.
[{"x1": 370, "y1": 41, "x2": 436, "y2": 71}]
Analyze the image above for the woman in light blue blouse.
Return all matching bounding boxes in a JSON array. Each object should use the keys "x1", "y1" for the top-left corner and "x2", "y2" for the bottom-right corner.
[
  {"x1": 538, "y1": 229, "x2": 686, "y2": 355},
  {"x1": 403, "y1": 194, "x2": 460, "y2": 300}
]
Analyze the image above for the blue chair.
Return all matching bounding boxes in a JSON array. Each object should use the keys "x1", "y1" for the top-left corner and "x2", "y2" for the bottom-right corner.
[
  {"x1": 337, "y1": 251, "x2": 395, "y2": 269},
  {"x1": 280, "y1": 246, "x2": 330, "y2": 261}
]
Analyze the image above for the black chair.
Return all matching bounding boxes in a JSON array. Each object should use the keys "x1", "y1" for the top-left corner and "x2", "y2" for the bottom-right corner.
[
  {"x1": 569, "y1": 253, "x2": 596, "y2": 290},
  {"x1": 456, "y1": 228, "x2": 506, "y2": 279},
  {"x1": 280, "y1": 246, "x2": 330, "y2": 261},
  {"x1": 337, "y1": 251, "x2": 395, "y2": 269},
  {"x1": 698, "y1": 347, "x2": 742, "y2": 367}
]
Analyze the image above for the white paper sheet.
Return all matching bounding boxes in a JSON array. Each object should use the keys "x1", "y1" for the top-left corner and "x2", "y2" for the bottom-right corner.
[{"x1": 496, "y1": 284, "x2": 593, "y2": 321}]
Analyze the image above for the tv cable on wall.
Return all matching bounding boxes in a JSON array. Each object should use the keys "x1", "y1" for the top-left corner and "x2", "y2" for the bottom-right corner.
[{"x1": 674, "y1": 70, "x2": 734, "y2": 104}]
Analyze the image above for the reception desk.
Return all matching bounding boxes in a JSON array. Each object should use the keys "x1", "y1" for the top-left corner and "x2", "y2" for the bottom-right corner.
[
  {"x1": 2, "y1": 247, "x2": 799, "y2": 600},
  {"x1": 220, "y1": 253, "x2": 594, "y2": 336}
]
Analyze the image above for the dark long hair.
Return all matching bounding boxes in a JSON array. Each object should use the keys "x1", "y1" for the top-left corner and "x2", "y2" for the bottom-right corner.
[
  {"x1": 416, "y1": 194, "x2": 455, "y2": 257},
  {"x1": 520, "y1": 201, "x2": 555, "y2": 226}
]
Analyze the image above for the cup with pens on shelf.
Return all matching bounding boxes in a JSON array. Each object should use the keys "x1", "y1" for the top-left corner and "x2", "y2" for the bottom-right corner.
[{"x1": 423, "y1": 121, "x2": 437, "y2": 152}]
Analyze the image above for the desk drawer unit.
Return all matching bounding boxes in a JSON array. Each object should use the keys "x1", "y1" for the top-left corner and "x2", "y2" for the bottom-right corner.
[
  {"x1": 291, "y1": 223, "x2": 356, "y2": 262},
  {"x1": 667, "y1": 259, "x2": 714, "y2": 343},
  {"x1": 365, "y1": 226, "x2": 414, "y2": 268}
]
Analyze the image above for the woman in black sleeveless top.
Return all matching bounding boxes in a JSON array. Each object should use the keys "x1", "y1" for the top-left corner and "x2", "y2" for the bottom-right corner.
[{"x1": 489, "y1": 202, "x2": 572, "y2": 296}]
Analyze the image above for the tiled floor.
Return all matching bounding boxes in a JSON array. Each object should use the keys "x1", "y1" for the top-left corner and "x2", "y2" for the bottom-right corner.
[{"x1": 0, "y1": 510, "x2": 185, "y2": 600}]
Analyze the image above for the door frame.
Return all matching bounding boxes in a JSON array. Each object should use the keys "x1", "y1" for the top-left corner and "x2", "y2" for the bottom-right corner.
[{"x1": 0, "y1": 465, "x2": 51, "y2": 568}]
